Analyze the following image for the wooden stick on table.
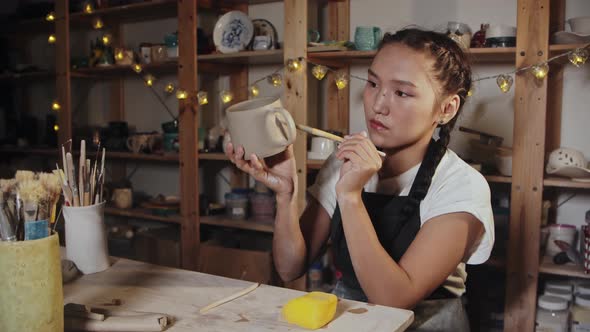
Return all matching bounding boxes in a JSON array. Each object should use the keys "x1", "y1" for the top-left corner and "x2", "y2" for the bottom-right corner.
[
  {"x1": 296, "y1": 124, "x2": 387, "y2": 157},
  {"x1": 199, "y1": 283, "x2": 260, "y2": 314}
]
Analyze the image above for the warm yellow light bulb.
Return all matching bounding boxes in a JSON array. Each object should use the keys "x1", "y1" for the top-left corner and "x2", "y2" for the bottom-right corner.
[
  {"x1": 101, "y1": 34, "x2": 112, "y2": 46},
  {"x1": 312, "y1": 65, "x2": 328, "y2": 80},
  {"x1": 467, "y1": 89, "x2": 474, "y2": 97},
  {"x1": 335, "y1": 72, "x2": 348, "y2": 90},
  {"x1": 496, "y1": 74, "x2": 513, "y2": 93},
  {"x1": 53, "y1": 124, "x2": 59, "y2": 132},
  {"x1": 569, "y1": 48, "x2": 589, "y2": 67},
  {"x1": 144, "y1": 74, "x2": 155, "y2": 87},
  {"x1": 115, "y1": 51, "x2": 124, "y2": 61},
  {"x1": 164, "y1": 83, "x2": 175, "y2": 94},
  {"x1": 84, "y1": 2, "x2": 94, "y2": 14},
  {"x1": 92, "y1": 17, "x2": 104, "y2": 30},
  {"x1": 176, "y1": 89, "x2": 188, "y2": 100},
  {"x1": 531, "y1": 63, "x2": 549, "y2": 80},
  {"x1": 48, "y1": 34, "x2": 56, "y2": 44},
  {"x1": 51, "y1": 101, "x2": 61, "y2": 111},
  {"x1": 197, "y1": 91, "x2": 209, "y2": 105},
  {"x1": 132, "y1": 63, "x2": 142, "y2": 74},
  {"x1": 46, "y1": 12, "x2": 55, "y2": 22},
  {"x1": 268, "y1": 73, "x2": 282, "y2": 87},
  {"x1": 249, "y1": 85, "x2": 260, "y2": 97},
  {"x1": 286, "y1": 59, "x2": 302, "y2": 72},
  {"x1": 220, "y1": 90, "x2": 234, "y2": 104}
]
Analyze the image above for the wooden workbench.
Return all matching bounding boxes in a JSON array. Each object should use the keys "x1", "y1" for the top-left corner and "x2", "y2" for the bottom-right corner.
[{"x1": 63, "y1": 257, "x2": 414, "y2": 331}]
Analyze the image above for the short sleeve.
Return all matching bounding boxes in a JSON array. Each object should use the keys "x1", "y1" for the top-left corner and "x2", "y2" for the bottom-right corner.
[
  {"x1": 307, "y1": 154, "x2": 342, "y2": 218},
  {"x1": 421, "y1": 162, "x2": 495, "y2": 265}
]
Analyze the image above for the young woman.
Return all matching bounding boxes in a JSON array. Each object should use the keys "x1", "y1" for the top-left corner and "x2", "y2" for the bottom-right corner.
[{"x1": 226, "y1": 28, "x2": 494, "y2": 331}]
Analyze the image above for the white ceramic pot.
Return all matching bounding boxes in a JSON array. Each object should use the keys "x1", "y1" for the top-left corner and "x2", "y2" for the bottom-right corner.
[
  {"x1": 495, "y1": 154, "x2": 512, "y2": 176},
  {"x1": 568, "y1": 16, "x2": 590, "y2": 34}
]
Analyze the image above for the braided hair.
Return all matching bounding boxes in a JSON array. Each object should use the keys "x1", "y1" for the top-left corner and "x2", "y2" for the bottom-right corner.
[{"x1": 378, "y1": 28, "x2": 472, "y2": 220}]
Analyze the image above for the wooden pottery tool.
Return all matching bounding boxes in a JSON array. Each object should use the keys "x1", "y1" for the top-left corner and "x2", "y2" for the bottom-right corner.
[
  {"x1": 296, "y1": 124, "x2": 387, "y2": 157},
  {"x1": 199, "y1": 283, "x2": 260, "y2": 314}
]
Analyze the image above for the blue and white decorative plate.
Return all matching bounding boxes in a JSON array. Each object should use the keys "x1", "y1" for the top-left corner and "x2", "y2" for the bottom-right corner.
[{"x1": 213, "y1": 11, "x2": 254, "y2": 54}]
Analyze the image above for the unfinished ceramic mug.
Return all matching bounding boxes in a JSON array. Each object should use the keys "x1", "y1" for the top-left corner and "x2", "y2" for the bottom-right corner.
[{"x1": 226, "y1": 97, "x2": 296, "y2": 159}]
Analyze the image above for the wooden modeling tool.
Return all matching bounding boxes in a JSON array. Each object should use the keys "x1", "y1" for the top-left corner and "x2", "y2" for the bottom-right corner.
[
  {"x1": 66, "y1": 152, "x2": 80, "y2": 207},
  {"x1": 199, "y1": 283, "x2": 260, "y2": 314},
  {"x1": 296, "y1": 124, "x2": 387, "y2": 157}
]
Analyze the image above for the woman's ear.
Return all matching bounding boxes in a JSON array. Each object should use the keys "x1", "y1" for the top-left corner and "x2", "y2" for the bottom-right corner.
[{"x1": 438, "y1": 94, "x2": 460, "y2": 125}]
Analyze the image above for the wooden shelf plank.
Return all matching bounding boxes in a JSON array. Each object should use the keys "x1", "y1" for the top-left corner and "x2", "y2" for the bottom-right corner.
[
  {"x1": 308, "y1": 44, "x2": 589, "y2": 66},
  {"x1": 549, "y1": 43, "x2": 589, "y2": 54},
  {"x1": 199, "y1": 153, "x2": 228, "y2": 160},
  {"x1": 198, "y1": 50, "x2": 284, "y2": 65},
  {"x1": 71, "y1": 61, "x2": 178, "y2": 78},
  {"x1": 200, "y1": 215, "x2": 274, "y2": 233},
  {"x1": 543, "y1": 176, "x2": 590, "y2": 189},
  {"x1": 0, "y1": 71, "x2": 54, "y2": 82},
  {"x1": 105, "y1": 206, "x2": 181, "y2": 224},
  {"x1": 70, "y1": 0, "x2": 178, "y2": 24},
  {"x1": 539, "y1": 255, "x2": 589, "y2": 279},
  {"x1": 307, "y1": 159, "x2": 325, "y2": 170},
  {"x1": 484, "y1": 175, "x2": 512, "y2": 184}
]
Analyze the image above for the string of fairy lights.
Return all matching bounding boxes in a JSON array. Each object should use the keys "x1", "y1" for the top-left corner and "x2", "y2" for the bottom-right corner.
[{"x1": 45, "y1": 3, "x2": 590, "y2": 128}]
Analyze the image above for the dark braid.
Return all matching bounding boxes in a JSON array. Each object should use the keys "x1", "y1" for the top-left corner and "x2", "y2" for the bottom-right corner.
[{"x1": 378, "y1": 28, "x2": 472, "y2": 220}]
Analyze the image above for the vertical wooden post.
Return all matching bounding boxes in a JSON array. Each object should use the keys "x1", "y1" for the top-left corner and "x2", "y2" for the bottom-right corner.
[
  {"x1": 284, "y1": 0, "x2": 308, "y2": 291},
  {"x1": 55, "y1": 0, "x2": 71, "y2": 146},
  {"x1": 546, "y1": 0, "x2": 565, "y2": 153},
  {"x1": 503, "y1": 0, "x2": 549, "y2": 331},
  {"x1": 326, "y1": 0, "x2": 349, "y2": 134},
  {"x1": 228, "y1": 3, "x2": 250, "y2": 190},
  {"x1": 178, "y1": 0, "x2": 200, "y2": 271}
]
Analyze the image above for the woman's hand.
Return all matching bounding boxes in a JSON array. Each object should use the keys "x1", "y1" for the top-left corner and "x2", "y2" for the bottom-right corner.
[
  {"x1": 335, "y1": 132, "x2": 383, "y2": 199},
  {"x1": 225, "y1": 143, "x2": 297, "y2": 199}
]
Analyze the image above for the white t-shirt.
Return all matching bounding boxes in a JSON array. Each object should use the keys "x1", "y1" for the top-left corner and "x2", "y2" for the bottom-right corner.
[{"x1": 307, "y1": 149, "x2": 494, "y2": 296}]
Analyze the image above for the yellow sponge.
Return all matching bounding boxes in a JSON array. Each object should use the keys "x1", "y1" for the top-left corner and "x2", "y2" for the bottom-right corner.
[{"x1": 282, "y1": 291, "x2": 338, "y2": 330}]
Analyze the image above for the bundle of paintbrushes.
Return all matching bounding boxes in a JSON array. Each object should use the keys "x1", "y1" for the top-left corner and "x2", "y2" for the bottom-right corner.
[
  {"x1": 56, "y1": 139, "x2": 106, "y2": 208},
  {"x1": 0, "y1": 170, "x2": 62, "y2": 241}
]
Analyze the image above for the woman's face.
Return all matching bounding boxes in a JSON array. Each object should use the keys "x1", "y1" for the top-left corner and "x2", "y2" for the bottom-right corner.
[{"x1": 363, "y1": 43, "x2": 441, "y2": 150}]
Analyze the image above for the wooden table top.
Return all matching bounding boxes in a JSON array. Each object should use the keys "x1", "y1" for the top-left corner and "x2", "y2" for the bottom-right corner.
[{"x1": 62, "y1": 257, "x2": 414, "y2": 331}]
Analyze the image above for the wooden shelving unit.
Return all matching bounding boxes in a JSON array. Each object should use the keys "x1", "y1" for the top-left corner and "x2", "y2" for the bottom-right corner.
[
  {"x1": 308, "y1": 44, "x2": 587, "y2": 66},
  {"x1": 0, "y1": 71, "x2": 54, "y2": 82},
  {"x1": 105, "y1": 206, "x2": 181, "y2": 224},
  {"x1": 200, "y1": 215, "x2": 274, "y2": 233},
  {"x1": 198, "y1": 50, "x2": 283, "y2": 65},
  {"x1": 539, "y1": 255, "x2": 590, "y2": 279}
]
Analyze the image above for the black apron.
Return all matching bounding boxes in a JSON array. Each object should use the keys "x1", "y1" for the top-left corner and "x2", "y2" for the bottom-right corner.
[
  {"x1": 329, "y1": 140, "x2": 470, "y2": 331},
  {"x1": 330, "y1": 139, "x2": 451, "y2": 299}
]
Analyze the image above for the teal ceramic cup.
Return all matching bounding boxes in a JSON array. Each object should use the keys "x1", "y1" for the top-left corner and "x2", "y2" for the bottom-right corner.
[
  {"x1": 163, "y1": 133, "x2": 179, "y2": 152},
  {"x1": 354, "y1": 26, "x2": 382, "y2": 51}
]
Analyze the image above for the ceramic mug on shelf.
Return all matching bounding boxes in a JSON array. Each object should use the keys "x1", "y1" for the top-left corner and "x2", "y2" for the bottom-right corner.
[
  {"x1": 354, "y1": 26, "x2": 382, "y2": 51},
  {"x1": 111, "y1": 188, "x2": 133, "y2": 209},
  {"x1": 226, "y1": 97, "x2": 296, "y2": 160},
  {"x1": 310, "y1": 137, "x2": 335, "y2": 158}
]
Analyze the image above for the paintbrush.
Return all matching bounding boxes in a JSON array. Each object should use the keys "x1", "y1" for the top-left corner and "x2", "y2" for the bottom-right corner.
[
  {"x1": 55, "y1": 165, "x2": 72, "y2": 206},
  {"x1": 79, "y1": 140, "x2": 86, "y2": 205},
  {"x1": 67, "y1": 152, "x2": 80, "y2": 207},
  {"x1": 0, "y1": 179, "x2": 16, "y2": 241},
  {"x1": 99, "y1": 148, "x2": 105, "y2": 203},
  {"x1": 62, "y1": 145, "x2": 69, "y2": 183},
  {"x1": 19, "y1": 179, "x2": 49, "y2": 240},
  {"x1": 295, "y1": 124, "x2": 387, "y2": 157},
  {"x1": 39, "y1": 172, "x2": 61, "y2": 224}
]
